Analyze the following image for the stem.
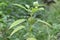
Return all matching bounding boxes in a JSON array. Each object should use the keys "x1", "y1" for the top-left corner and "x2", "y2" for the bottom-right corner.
[
  {"x1": 29, "y1": 25, "x2": 32, "y2": 32},
  {"x1": 29, "y1": 13, "x2": 33, "y2": 33}
]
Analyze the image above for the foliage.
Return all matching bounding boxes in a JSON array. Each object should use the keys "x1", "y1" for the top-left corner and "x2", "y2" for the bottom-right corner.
[{"x1": 0, "y1": 0, "x2": 60, "y2": 40}]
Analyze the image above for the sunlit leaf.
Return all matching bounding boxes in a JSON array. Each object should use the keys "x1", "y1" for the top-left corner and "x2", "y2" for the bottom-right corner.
[
  {"x1": 13, "y1": 4, "x2": 31, "y2": 12},
  {"x1": 37, "y1": 19, "x2": 52, "y2": 28},
  {"x1": 10, "y1": 26, "x2": 25, "y2": 36},
  {"x1": 25, "y1": 4, "x2": 30, "y2": 8},
  {"x1": 9, "y1": 19, "x2": 26, "y2": 29},
  {"x1": 39, "y1": 8, "x2": 44, "y2": 10}
]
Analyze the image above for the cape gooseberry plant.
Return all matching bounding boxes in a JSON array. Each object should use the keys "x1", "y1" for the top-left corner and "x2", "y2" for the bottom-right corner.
[{"x1": 9, "y1": 1, "x2": 53, "y2": 40}]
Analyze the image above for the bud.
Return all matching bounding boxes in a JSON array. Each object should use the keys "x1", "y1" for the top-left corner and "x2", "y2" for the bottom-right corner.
[{"x1": 33, "y1": 1, "x2": 39, "y2": 7}]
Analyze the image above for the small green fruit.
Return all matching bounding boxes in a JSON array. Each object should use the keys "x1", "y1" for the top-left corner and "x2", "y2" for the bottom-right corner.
[{"x1": 28, "y1": 17, "x2": 36, "y2": 25}]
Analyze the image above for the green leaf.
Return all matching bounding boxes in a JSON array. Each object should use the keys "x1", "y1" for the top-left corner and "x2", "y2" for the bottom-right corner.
[
  {"x1": 39, "y1": 8, "x2": 44, "y2": 11},
  {"x1": 25, "y1": 4, "x2": 30, "y2": 8},
  {"x1": 0, "y1": 2, "x2": 7, "y2": 6},
  {"x1": 13, "y1": 4, "x2": 26, "y2": 9},
  {"x1": 9, "y1": 19, "x2": 26, "y2": 29},
  {"x1": 10, "y1": 26, "x2": 25, "y2": 36},
  {"x1": 27, "y1": 37, "x2": 37, "y2": 40},
  {"x1": 31, "y1": 8, "x2": 39, "y2": 13},
  {"x1": 13, "y1": 4, "x2": 31, "y2": 12},
  {"x1": 37, "y1": 19, "x2": 52, "y2": 28}
]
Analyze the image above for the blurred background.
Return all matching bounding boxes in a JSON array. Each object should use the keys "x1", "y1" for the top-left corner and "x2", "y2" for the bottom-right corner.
[{"x1": 0, "y1": 0, "x2": 60, "y2": 40}]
